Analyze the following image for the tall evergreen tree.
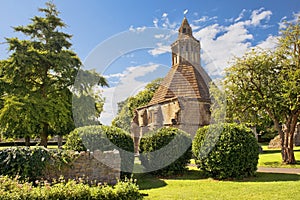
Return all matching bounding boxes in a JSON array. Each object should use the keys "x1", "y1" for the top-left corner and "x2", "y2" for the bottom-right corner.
[{"x1": 0, "y1": 2, "x2": 81, "y2": 147}]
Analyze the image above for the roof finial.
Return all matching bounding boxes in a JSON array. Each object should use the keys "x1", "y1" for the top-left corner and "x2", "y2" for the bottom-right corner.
[{"x1": 183, "y1": 9, "x2": 188, "y2": 17}]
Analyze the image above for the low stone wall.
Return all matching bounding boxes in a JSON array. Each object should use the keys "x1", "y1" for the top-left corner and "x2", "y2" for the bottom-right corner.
[
  {"x1": 268, "y1": 124, "x2": 300, "y2": 148},
  {"x1": 42, "y1": 150, "x2": 120, "y2": 185}
]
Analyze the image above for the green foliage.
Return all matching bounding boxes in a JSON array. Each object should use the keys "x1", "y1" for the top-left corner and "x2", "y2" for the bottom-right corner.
[
  {"x1": 0, "y1": 147, "x2": 50, "y2": 181},
  {"x1": 0, "y1": 2, "x2": 81, "y2": 146},
  {"x1": 224, "y1": 17, "x2": 300, "y2": 163},
  {"x1": 0, "y1": 176, "x2": 143, "y2": 200},
  {"x1": 72, "y1": 69, "x2": 109, "y2": 127},
  {"x1": 192, "y1": 123, "x2": 259, "y2": 179},
  {"x1": 64, "y1": 125, "x2": 134, "y2": 178},
  {"x1": 139, "y1": 127, "x2": 192, "y2": 176},
  {"x1": 112, "y1": 78, "x2": 162, "y2": 132},
  {"x1": 0, "y1": 147, "x2": 76, "y2": 181}
]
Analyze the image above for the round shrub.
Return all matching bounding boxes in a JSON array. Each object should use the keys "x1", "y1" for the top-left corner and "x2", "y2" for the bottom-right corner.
[
  {"x1": 192, "y1": 123, "x2": 259, "y2": 179},
  {"x1": 64, "y1": 125, "x2": 134, "y2": 178},
  {"x1": 139, "y1": 127, "x2": 192, "y2": 176}
]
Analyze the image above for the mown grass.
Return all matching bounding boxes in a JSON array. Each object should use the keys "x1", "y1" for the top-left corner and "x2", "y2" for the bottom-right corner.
[
  {"x1": 259, "y1": 145, "x2": 300, "y2": 168},
  {"x1": 135, "y1": 168, "x2": 300, "y2": 200},
  {"x1": 134, "y1": 145, "x2": 300, "y2": 200}
]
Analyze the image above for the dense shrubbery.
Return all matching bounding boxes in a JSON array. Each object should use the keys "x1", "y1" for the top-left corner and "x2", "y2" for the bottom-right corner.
[
  {"x1": 192, "y1": 123, "x2": 259, "y2": 179},
  {"x1": 0, "y1": 147, "x2": 50, "y2": 181},
  {"x1": 0, "y1": 147, "x2": 75, "y2": 181},
  {"x1": 64, "y1": 125, "x2": 134, "y2": 178},
  {"x1": 139, "y1": 127, "x2": 192, "y2": 176},
  {"x1": 0, "y1": 176, "x2": 143, "y2": 200}
]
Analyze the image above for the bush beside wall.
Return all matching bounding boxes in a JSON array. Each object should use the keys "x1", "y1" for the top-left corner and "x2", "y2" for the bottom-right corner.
[{"x1": 64, "y1": 125, "x2": 134, "y2": 178}]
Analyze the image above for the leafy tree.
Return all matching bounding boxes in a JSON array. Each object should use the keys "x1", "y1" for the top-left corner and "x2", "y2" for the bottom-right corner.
[
  {"x1": 0, "y1": 2, "x2": 81, "y2": 147},
  {"x1": 112, "y1": 78, "x2": 162, "y2": 132},
  {"x1": 224, "y1": 18, "x2": 300, "y2": 164},
  {"x1": 72, "y1": 69, "x2": 109, "y2": 127}
]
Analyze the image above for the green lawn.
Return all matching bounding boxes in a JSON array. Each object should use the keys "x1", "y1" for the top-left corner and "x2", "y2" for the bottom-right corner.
[
  {"x1": 134, "y1": 145, "x2": 300, "y2": 200},
  {"x1": 135, "y1": 169, "x2": 300, "y2": 200},
  {"x1": 258, "y1": 145, "x2": 300, "y2": 168}
]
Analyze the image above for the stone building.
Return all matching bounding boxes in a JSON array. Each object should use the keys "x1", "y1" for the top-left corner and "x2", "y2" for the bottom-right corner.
[{"x1": 131, "y1": 17, "x2": 211, "y2": 153}]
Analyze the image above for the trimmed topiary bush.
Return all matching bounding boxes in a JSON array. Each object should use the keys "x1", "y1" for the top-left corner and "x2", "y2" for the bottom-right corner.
[
  {"x1": 64, "y1": 125, "x2": 134, "y2": 178},
  {"x1": 192, "y1": 123, "x2": 259, "y2": 179},
  {"x1": 139, "y1": 127, "x2": 192, "y2": 176}
]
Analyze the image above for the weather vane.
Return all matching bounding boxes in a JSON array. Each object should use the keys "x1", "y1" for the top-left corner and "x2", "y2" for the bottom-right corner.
[{"x1": 183, "y1": 9, "x2": 188, "y2": 17}]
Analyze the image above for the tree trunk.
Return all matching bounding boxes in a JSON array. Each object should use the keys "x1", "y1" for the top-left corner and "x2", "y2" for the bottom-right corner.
[
  {"x1": 57, "y1": 135, "x2": 63, "y2": 149},
  {"x1": 282, "y1": 131, "x2": 296, "y2": 164},
  {"x1": 25, "y1": 136, "x2": 30, "y2": 147},
  {"x1": 281, "y1": 115, "x2": 298, "y2": 164},
  {"x1": 40, "y1": 123, "x2": 48, "y2": 148}
]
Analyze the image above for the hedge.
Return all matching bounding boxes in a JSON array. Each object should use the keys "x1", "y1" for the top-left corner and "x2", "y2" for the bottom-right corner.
[
  {"x1": 0, "y1": 176, "x2": 143, "y2": 200},
  {"x1": 192, "y1": 123, "x2": 259, "y2": 179},
  {"x1": 139, "y1": 127, "x2": 192, "y2": 176},
  {"x1": 64, "y1": 125, "x2": 134, "y2": 178},
  {"x1": 0, "y1": 147, "x2": 75, "y2": 181}
]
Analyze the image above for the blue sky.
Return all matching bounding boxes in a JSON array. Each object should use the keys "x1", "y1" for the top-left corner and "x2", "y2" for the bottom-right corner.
[{"x1": 0, "y1": 0, "x2": 299, "y2": 124}]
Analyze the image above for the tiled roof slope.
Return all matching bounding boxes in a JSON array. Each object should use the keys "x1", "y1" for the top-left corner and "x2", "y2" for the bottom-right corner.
[{"x1": 149, "y1": 63, "x2": 210, "y2": 105}]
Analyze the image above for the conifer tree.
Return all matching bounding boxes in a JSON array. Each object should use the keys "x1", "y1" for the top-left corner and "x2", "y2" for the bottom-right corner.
[{"x1": 0, "y1": 2, "x2": 81, "y2": 147}]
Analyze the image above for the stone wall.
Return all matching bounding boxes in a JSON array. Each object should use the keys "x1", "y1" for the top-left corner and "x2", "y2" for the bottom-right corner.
[
  {"x1": 42, "y1": 150, "x2": 120, "y2": 185},
  {"x1": 268, "y1": 123, "x2": 300, "y2": 148}
]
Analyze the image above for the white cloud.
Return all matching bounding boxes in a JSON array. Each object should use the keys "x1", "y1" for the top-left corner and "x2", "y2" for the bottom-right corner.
[
  {"x1": 190, "y1": 24, "x2": 201, "y2": 31},
  {"x1": 250, "y1": 8, "x2": 272, "y2": 26},
  {"x1": 129, "y1": 25, "x2": 147, "y2": 33},
  {"x1": 193, "y1": 16, "x2": 218, "y2": 23},
  {"x1": 103, "y1": 73, "x2": 126, "y2": 79},
  {"x1": 148, "y1": 43, "x2": 171, "y2": 56},
  {"x1": 153, "y1": 18, "x2": 159, "y2": 28},
  {"x1": 256, "y1": 35, "x2": 278, "y2": 50},
  {"x1": 194, "y1": 20, "x2": 253, "y2": 76},
  {"x1": 279, "y1": 12, "x2": 300, "y2": 29},
  {"x1": 190, "y1": 7, "x2": 278, "y2": 77},
  {"x1": 162, "y1": 13, "x2": 168, "y2": 18},
  {"x1": 235, "y1": 9, "x2": 246, "y2": 22},
  {"x1": 100, "y1": 63, "x2": 160, "y2": 125},
  {"x1": 225, "y1": 18, "x2": 234, "y2": 23},
  {"x1": 154, "y1": 34, "x2": 165, "y2": 39}
]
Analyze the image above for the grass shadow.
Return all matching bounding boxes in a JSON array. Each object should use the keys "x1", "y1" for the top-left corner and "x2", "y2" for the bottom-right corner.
[
  {"x1": 133, "y1": 173, "x2": 167, "y2": 190},
  {"x1": 262, "y1": 161, "x2": 282, "y2": 167},
  {"x1": 261, "y1": 148, "x2": 300, "y2": 155},
  {"x1": 260, "y1": 160, "x2": 300, "y2": 168},
  {"x1": 163, "y1": 169, "x2": 207, "y2": 180},
  {"x1": 235, "y1": 172, "x2": 300, "y2": 182}
]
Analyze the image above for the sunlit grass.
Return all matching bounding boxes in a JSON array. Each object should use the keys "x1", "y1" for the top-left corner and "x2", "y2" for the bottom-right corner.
[
  {"x1": 135, "y1": 168, "x2": 300, "y2": 200},
  {"x1": 259, "y1": 145, "x2": 300, "y2": 168}
]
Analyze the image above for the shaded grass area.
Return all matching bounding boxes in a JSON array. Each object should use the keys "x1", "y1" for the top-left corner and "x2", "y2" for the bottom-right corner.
[
  {"x1": 134, "y1": 169, "x2": 300, "y2": 200},
  {"x1": 259, "y1": 145, "x2": 300, "y2": 168}
]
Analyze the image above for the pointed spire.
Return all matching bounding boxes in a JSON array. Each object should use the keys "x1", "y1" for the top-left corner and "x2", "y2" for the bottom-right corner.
[{"x1": 178, "y1": 17, "x2": 192, "y2": 36}]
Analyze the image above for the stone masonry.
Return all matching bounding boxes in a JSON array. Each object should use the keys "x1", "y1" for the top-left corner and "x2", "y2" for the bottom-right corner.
[
  {"x1": 42, "y1": 150, "x2": 120, "y2": 185},
  {"x1": 131, "y1": 17, "x2": 211, "y2": 153}
]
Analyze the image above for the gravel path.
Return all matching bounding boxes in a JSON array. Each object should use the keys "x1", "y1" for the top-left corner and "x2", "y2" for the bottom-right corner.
[{"x1": 257, "y1": 167, "x2": 300, "y2": 174}]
